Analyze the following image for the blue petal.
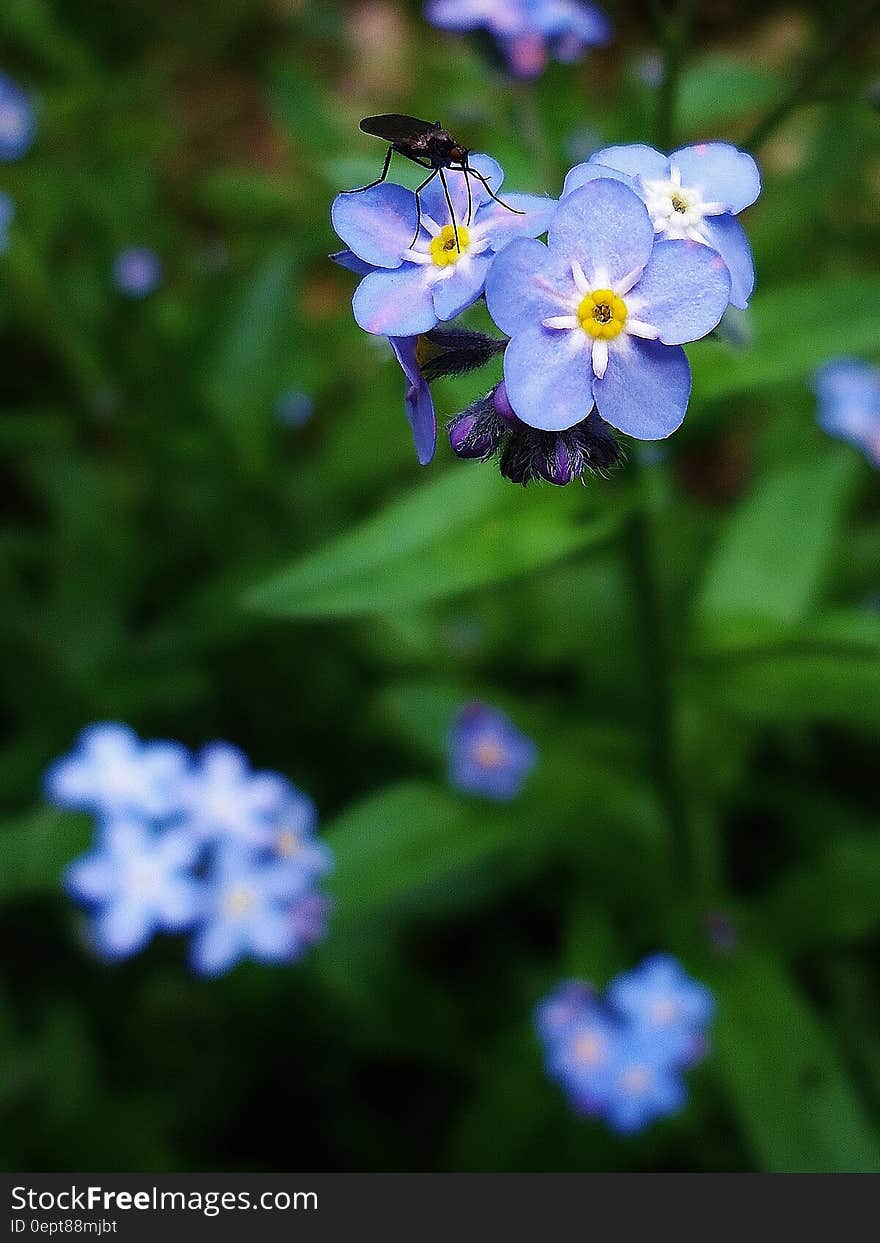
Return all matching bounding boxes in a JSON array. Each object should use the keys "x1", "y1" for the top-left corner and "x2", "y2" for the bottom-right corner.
[
  {"x1": 157, "y1": 878, "x2": 204, "y2": 930},
  {"x1": 190, "y1": 919, "x2": 244, "y2": 977},
  {"x1": 477, "y1": 192, "x2": 557, "y2": 252},
  {"x1": 93, "y1": 900, "x2": 155, "y2": 959},
  {"x1": 390, "y1": 337, "x2": 436, "y2": 465},
  {"x1": 562, "y1": 162, "x2": 634, "y2": 197},
  {"x1": 65, "y1": 854, "x2": 115, "y2": 904},
  {"x1": 702, "y1": 214, "x2": 755, "y2": 309},
  {"x1": 549, "y1": 180, "x2": 654, "y2": 286},
  {"x1": 329, "y1": 249, "x2": 376, "y2": 278},
  {"x1": 331, "y1": 183, "x2": 417, "y2": 269},
  {"x1": 632, "y1": 239, "x2": 730, "y2": 344},
  {"x1": 431, "y1": 252, "x2": 492, "y2": 320},
  {"x1": 503, "y1": 324, "x2": 594, "y2": 432},
  {"x1": 247, "y1": 909, "x2": 294, "y2": 961},
  {"x1": 594, "y1": 338, "x2": 691, "y2": 439},
  {"x1": 352, "y1": 267, "x2": 438, "y2": 337},
  {"x1": 670, "y1": 143, "x2": 761, "y2": 214},
  {"x1": 589, "y1": 144, "x2": 668, "y2": 181},
  {"x1": 485, "y1": 237, "x2": 577, "y2": 337}
]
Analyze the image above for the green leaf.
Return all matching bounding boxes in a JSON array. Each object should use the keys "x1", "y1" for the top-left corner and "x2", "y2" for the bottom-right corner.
[
  {"x1": 694, "y1": 450, "x2": 855, "y2": 637},
  {"x1": 201, "y1": 243, "x2": 298, "y2": 432},
  {"x1": 323, "y1": 781, "x2": 514, "y2": 920},
  {"x1": 761, "y1": 831, "x2": 880, "y2": 954},
  {"x1": 0, "y1": 808, "x2": 90, "y2": 903},
  {"x1": 710, "y1": 953, "x2": 880, "y2": 1171},
  {"x1": 678, "y1": 55, "x2": 784, "y2": 131},
  {"x1": 691, "y1": 276, "x2": 880, "y2": 401},
  {"x1": 698, "y1": 646, "x2": 880, "y2": 733},
  {"x1": 245, "y1": 470, "x2": 626, "y2": 618}
]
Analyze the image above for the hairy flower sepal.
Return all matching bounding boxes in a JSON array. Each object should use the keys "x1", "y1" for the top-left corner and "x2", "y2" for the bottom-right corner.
[
  {"x1": 331, "y1": 157, "x2": 556, "y2": 337},
  {"x1": 417, "y1": 326, "x2": 508, "y2": 382},
  {"x1": 485, "y1": 179, "x2": 731, "y2": 438}
]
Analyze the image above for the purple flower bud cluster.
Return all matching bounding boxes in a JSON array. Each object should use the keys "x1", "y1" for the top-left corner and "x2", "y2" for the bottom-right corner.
[
  {"x1": 536, "y1": 956, "x2": 715, "y2": 1134},
  {"x1": 331, "y1": 137, "x2": 759, "y2": 485},
  {"x1": 46, "y1": 723, "x2": 332, "y2": 976}
]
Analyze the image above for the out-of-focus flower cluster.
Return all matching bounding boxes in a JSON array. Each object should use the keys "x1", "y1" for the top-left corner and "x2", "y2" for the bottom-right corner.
[
  {"x1": 426, "y1": 0, "x2": 612, "y2": 80},
  {"x1": 813, "y1": 358, "x2": 880, "y2": 467},
  {"x1": 536, "y1": 956, "x2": 714, "y2": 1133},
  {"x1": 331, "y1": 139, "x2": 760, "y2": 485},
  {"x1": 447, "y1": 703, "x2": 537, "y2": 800},
  {"x1": 45, "y1": 723, "x2": 332, "y2": 976}
]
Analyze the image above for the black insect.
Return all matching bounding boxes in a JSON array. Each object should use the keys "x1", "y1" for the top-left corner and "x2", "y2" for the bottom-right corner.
[{"x1": 342, "y1": 114, "x2": 523, "y2": 252}]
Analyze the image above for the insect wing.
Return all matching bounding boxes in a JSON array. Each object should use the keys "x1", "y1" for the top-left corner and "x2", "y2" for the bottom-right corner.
[{"x1": 359, "y1": 114, "x2": 439, "y2": 141}]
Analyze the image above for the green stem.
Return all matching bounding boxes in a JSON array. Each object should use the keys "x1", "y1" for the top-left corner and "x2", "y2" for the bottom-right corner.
[
  {"x1": 624, "y1": 462, "x2": 694, "y2": 890},
  {"x1": 744, "y1": 0, "x2": 880, "y2": 149},
  {"x1": 652, "y1": 0, "x2": 695, "y2": 151}
]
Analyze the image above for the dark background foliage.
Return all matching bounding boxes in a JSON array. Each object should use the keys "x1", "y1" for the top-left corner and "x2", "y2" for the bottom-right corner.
[{"x1": 1, "y1": 0, "x2": 879, "y2": 1171}]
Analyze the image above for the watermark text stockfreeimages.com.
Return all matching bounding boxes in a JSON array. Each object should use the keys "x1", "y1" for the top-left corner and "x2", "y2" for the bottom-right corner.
[{"x1": 10, "y1": 1186, "x2": 317, "y2": 1219}]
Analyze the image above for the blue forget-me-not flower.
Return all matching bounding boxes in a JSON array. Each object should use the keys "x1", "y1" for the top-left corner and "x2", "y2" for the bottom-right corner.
[
  {"x1": 50, "y1": 725, "x2": 333, "y2": 975},
  {"x1": 536, "y1": 956, "x2": 714, "y2": 1134},
  {"x1": 331, "y1": 157, "x2": 555, "y2": 338},
  {"x1": 573, "y1": 142, "x2": 761, "y2": 309},
  {"x1": 486, "y1": 178, "x2": 730, "y2": 438},
  {"x1": 65, "y1": 818, "x2": 202, "y2": 959},
  {"x1": 0, "y1": 72, "x2": 36, "y2": 161},
  {"x1": 113, "y1": 246, "x2": 163, "y2": 298},
  {"x1": 45, "y1": 722, "x2": 190, "y2": 821},
  {"x1": 426, "y1": 0, "x2": 611, "y2": 80},
  {"x1": 448, "y1": 702, "x2": 537, "y2": 800},
  {"x1": 189, "y1": 844, "x2": 326, "y2": 977},
  {"x1": 813, "y1": 358, "x2": 880, "y2": 467}
]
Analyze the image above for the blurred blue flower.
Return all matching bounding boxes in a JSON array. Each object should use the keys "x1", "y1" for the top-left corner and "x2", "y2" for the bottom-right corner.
[
  {"x1": 486, "y1": 178, "x2": 730, "y2": 437},
  {"x1": 0, "y1": 73, "x2": 36, "y2": 161},
  {"x1": 331, "y1": 158, "x2": 555, "y2": 337},
  {"x1": 276, "y1": 389, "x2": 314, "y2": 428},
  {"x1": 45, "y1": 722, "x2": 190, "y2": 821},
  {"x1": 544, "y1": 999, "x2": 621, "y2": 1116},
  {"x1": 426, "y1": 0, "x2": 611, "y2": 79},
  {"x1": 606, "y1": 953, "x2": 715, "y2": 1066},
  {"x1": 572, "y1": 142, "x2": 761, "y2": 309},
  {"x1": 65, "y1": 818, "x2": 202, "y2": 960},
  {"x1": 601, "y1": 1034, "x2": 688, "y2": 1134},
  {"x1": 813, "y1": 358, "x2": 880, "y2": 467},
  {"x1": 0, "y1": 191, "x2": 13, "y2": 252},
  {"x1": 448, "y1": 702, "x2": 537, "y2": 800},
  {"x1": 536, "y1": 956, "x2": 713, "y2": 1134},
  {"x1": 113, "y1": 246, "x2": 163, "y2": 298},
  {"x1": 180, "y1": 742, "x2": 300, "y2": 849},
  {"x1": 189, "y1": 845, "x2": 323, "y2": 977}
]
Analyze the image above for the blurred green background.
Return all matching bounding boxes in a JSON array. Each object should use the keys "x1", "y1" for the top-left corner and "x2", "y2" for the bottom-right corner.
[{"x1": 2, "y1": 0, "x2": 880, "y2": 1172}]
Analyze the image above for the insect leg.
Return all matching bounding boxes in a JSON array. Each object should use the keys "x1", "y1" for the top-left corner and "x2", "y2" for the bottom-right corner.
[
  {"x1": 468, "y1": 168, "x2": 526, "y2": 215},
  {"x1": 410, "y1": 169, "x2": 439, "y2": 248},
  {"x1": 438, "y1": 167, "x2": 461, "y2": 251},
  {"x1": 464, "y1": 166, "x2": 474, "y2": 226},
  {"x1": 340, "y1": 145, "x2": 394, "y2": 194}
]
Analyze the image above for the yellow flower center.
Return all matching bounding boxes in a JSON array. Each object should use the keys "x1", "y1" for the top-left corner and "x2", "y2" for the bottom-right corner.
[
  {"x1": 577, "y1": 289, "x2": 627, "y2": 340},
  {"x1": 671, "y1": 192, "x2": 689, "y2": 214},
  {"x1": 223, "y1": 886, "x2": 255, "y2": 917},
  {"x1": 430, "y1": 224, "x2": 470, "y2": 267},
  {"x1": 473, "y1": 736, "x2": 505, "y2": 770}
]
